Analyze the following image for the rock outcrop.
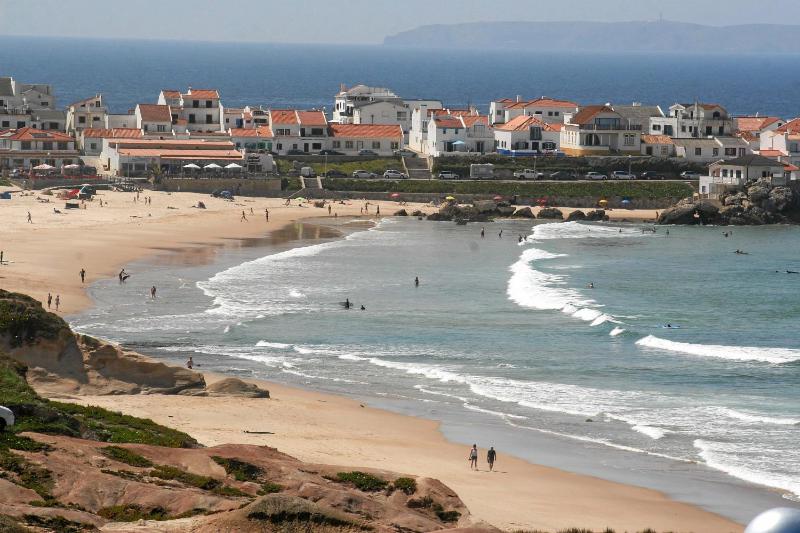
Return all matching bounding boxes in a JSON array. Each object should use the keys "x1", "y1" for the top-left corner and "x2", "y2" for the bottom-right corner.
[
  {"x1": 584, "y1": 209, "x2": 610, "y2": 221},
  {"x1": 512, "y1": 207, "x2": 535, "y2": 218},
  {"x1": 566, "y1": 210, "x2": 587, "y2": 222},
  {"x1": 659, "y1": 179, "x2": 800, "y2": 225},
  {"x1": 537, "y1": 207, "x2": 564, "y2": 220},
  {"x1": 394, "y1": 209, "x2": 408, "y2": 216},
  {"x1": 206, "y1": 377, "x2": 270, "y2": 398}
]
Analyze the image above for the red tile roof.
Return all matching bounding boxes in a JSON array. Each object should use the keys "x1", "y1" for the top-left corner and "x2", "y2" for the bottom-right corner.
[
  {"x1": 759, "y1": 149, "x2": 788, "y2": 157},
  {"x1": 776, "y1": 118, "x2": 800, "y2": 134},
  {"x1": 230, "y1": 126, "x2": 273, "y2": 138},
  {"x1": 433, "y1": 117, "x2": 463, "y2": 129},
  {"x1": 137, "y1": 104, "x2": 172, "y2": 122},
  {"x1": 570, "y1": 105, "x2": 616, "y2": 125},
  {"x1": 784, "y1": 163, "x2": 799, "y2": 171},
  {"x1": 641, "y1": 135, "x2": 674, "y2": 144},
  {"x1": 329, "y1": 124, "x2": 402, "y2": 138},
  {"x1": 82, "y1": 128, "x2": 143, "y2": 139},
  {"x1": 504, "y1": 97, "x2": 578, "y2": 110},
  {"x1": 161, "y1": 90, "x2": 181, "y2": 99},
  {"x1": 184, "y1": 89, "x2": 220, "y2": 100},
  {"x1": 108, "y1": 139, "x2": 235, "y2": 149},
  {"x1": 297, "y1": 110, "x2": 327, "y2": 126},
  {"x1": 270, "y1": 110, "x2": 299, "y2": 125},
  {"x1": 495, "y1": 115, "x2": 558, "y2": 132},
  {"x1": 117, "y1": 148, "x2": 241, "y2": 160},
  {"x1": 5, "y1": 127, "x2": 73, "y2": 141},
  {"x1": 736, "y1": 116, "x2": 782, "y2": 132},
  {"x1": 461, "y1": 115, "x2": 489, "y2": 127}
]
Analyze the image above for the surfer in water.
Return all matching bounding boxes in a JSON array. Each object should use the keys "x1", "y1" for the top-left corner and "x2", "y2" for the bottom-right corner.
[{"x1": 344, "y1": 298, "x2": 351, "y2": 309}]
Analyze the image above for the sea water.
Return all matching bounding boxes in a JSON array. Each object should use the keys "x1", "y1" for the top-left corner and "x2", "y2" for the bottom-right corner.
[{"x1": 71, "y1": 218, "x2": 800, "y2": 520}]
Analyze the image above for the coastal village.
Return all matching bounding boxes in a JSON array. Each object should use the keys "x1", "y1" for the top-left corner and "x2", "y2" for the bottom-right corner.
[{"x1": 2, "y1": 76, "x2": 799, "y2": 198}]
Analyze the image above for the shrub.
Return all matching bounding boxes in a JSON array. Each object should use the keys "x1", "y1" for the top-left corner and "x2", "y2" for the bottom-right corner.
[
  {"x1": 212, "y1": 485, "x2": 250, "y2": 497},
  {"x1": 406, "y1": 496, "x2": 433, "y2": 509},
  {"x1": 0, "y1": 448, "x2": 54, "y2": 500},
  {"x1": 212, "y1": 456, "x2": 263, "y2": 482},
  {"x1": 246, "y1": 494, "x2": 368, "y2": 530},
  {"x1": 100, "y1": 446, "x2": 153, "y2": 468},
  {"x1": 22, "y1": 514, "x2": 89, "y2": 533},
  {"x1": 98, "y1": 504, "x2": 168, "y2": 521},
  {"x1": 258, "y1": 482, "x2": 283, "y2": 495},
  {"x1": 432, "y1": 502, "x2": 460, "y2": 523},
  {"x1": 334, "y1": 471, "x2": 388, "y2": 492},
  {"x1": 392, "y1": 477, "x2": 417, "y2": 495},
  {"x1": 149, "y1": 464, "x2": 220, "y2": 490},
  {"x1": 0, "y1": 290, "x2": 69, "y2": 347}
]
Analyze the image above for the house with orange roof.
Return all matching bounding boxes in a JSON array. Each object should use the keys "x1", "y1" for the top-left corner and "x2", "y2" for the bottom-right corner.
[
  {"x1": 100, "y1": 138, "x2": 244, "y2": 176},
  {"x1": 494, "y1": 115, "x2": 562, "y2": 155},
  {"x1": 420, "y1": 112, "x2": 493, "y2": 157},
  {"x1": 157, "y1": 87, "x2": 224, "y2": 133},
  {"x1": 268, "y1": 109, "x2": 328, "y2": 154},
  {"x1": 79, "y1": 128, "x2": 143, "y2": 155},
  {"x1": 229, "y1": 126, "x2": 274, "y2": 152},
  {"x1": 650, "y1": 103, "x2": 733, "y2": 138},
  {"x1": 135, "y1": 104, "x2": 173, "y2": 135},
  {"x1": 66, "y1": 94, "x2": 107, "y2": 134},
  {"x1": 734, "y1": 115, "x2": 785, "y2": 150},
  {"x1": 559, "y1": 105, "x2": 641, "y2": 156},
  {"x1": 489, "y1": 96, "x2": 579, "y2": 126},
  {"x1": 759, "y1": 118, "x2": 800, "y2": 166},
  {"x1": 0, "y1": 127, "x2": 79, "y2": 170},
  {"x1": 328, "y1": 124, "x2": 403, "y2": 156},
  {"x1": 640, "y1": 135, "x2": 675, "y2": 157}
]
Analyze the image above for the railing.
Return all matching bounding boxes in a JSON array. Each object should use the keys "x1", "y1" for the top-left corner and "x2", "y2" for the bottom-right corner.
[{"x1": 577, "y1": 123, "x2": 642, "y2": 131}]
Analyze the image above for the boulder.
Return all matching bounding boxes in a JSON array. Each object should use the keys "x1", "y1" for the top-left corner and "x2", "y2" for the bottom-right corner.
[
  {"x1": 747, "y1": 183, "x2": 771, "y2": 203},
  {"x1": 566, "y1": 210, "x2": 587, "y2": 222},
  {"x1": 496, "y1": 206, "x2": 516, "y2": 217},
  {"x1": 767, "y1": 187, "x2": 795, "y2": 212},
  {"x1": 473, "y1": 200, "x2": 498, "y2": 214},
  {"x1": 584, "y1": 209, "x2": 609, "y2": 221},
  {"x1": 393, "y1": 209, "x2": 408, "y2": 216},
  {"x1": 537, "y1": 207, "x2": 564, "y2": 220},
  {"x1": 658, "y1": 199, "x2": 718, "y2": 225},
  {"x1": 411, "y1": 210, "x2": 424, "y2": 217},
  {"x1": 512, "y1": 207, "x2": 535, "y2": 218},
  {"x1": 206, "y1": 377, "x2": 270, "y2": 398}
]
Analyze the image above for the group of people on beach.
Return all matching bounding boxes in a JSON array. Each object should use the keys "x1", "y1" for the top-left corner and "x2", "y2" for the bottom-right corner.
[
  {"x1": 46, "y1": 293, "x2": 60, "y2": 311},
  {"x1": 468, "y1": 444, "x2": 498, "y2": 471}
]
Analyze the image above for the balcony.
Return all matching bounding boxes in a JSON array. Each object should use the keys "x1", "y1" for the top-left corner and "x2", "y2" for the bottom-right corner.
[{"x1": 577, "y1": 123, "x2": 642, "y2": 131}]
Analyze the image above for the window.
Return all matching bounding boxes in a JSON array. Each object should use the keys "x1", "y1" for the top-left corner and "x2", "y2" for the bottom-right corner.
[
  {"x1": 49, "y1": 122, "x2": 58, "y2": 129},
  {"x1": 275, "y1": 128, "x2": 290, "y2": 136},
  {"x1": 529, "y1": 127, "x2": 542, "y2": 141},
  {"x1": 713, "y1": 148, "x2": 719, "y2": 156},
  {"x1": 57, "y1": 142, "x2": 68, "y2": 150},
  {"x1": 192, "y1": 100, "x2": 199, "y2": 108},
  {"x1": 157, "y1": 124, "x2": 166, "y2": 132},
  {"x1": 542, "y1": 141, "x2": 556, "y2": 151},
  {"x1": 90, "y1": 143, "x2": 97, "y2": 150},
  {"x1": 705, "y1": 126, "x2": 712, "y2": 135},
  {"x1": 79, "y1": 116, "x2": 86, "y2": 124},
  {"x1": 681, "y1": 126, "x2": 686, "y2": 132},
  {"x1": 21, "y1": 141, "x2": 31, "y2": 150},
  {"x1": 646, "y1": 146, "x2": 654, "y2": 156},
  {"x1": 372, "y1": 141, "x2": 381, "y2": 149},
  {"x1": 41, "y1": 102, "x2": 48, "y2": 107},
  {"x1": 390, "y1": 142, "x2": 399, "y2": 150},
  {"x1": 277, "y1": 143, "x2": 283, "y2": 150},
  {"x1": 695, "y1": 147, "x2": 702, "y2": 156},
  {"x1": 310, "y1": 128, "x2": 324, "y2": 136},
  {"x1": 205, "y1": 100, "x2": 212, "y2": 108},
  {"x1": 554, "y1": 111, "x2": 560, "y2": 116},
  {"x1": 790, "y1": 143, "x2": 799, "y2": 153},
  {"x1": 172, "y1": 114, "x2": 178, "y2": 122},
  {"x1": 42, "y1": 142, "x2": 53, "y2": 150},
  {"x1": 624, "y1": 134, "x2": 635, "y2": 146},
  {"x1": 660, "y1": 146, "x2": 669, "y2": 156},
  {"x1": 719, "y1": 126, "x2": 725, "y2": 135},
  {"x1": 332, "y1": 141, "x2": 341, "y2": 148},
  {"x1": 1, "y1": 121, "x2": 8, "y2": 128},
  {"x1": 345, "y1": 140, "x2": 354, "y2": 149},
  {"x1": 664, "y1": 125, "x2": 674, "y2": 136},
  {"x1": 312, "y1": 143, "x2": 322, "y2": 150},
  {"x1": 736, "y1": 170, "x2": 742, "y2": 178},
  {"x1": 96, "y1": 101, "x2": 101, "y2": 107},
  {"x1": 547, "y1": 111, "x2": 553, "y2": 116},
  {"x1": 189, "y1": 114, "x2": 196, "y2": 123},
  {"x1": 724, "y1": 148, "x2": 736, "y2": 156},
  {"x1": 143, "y1": 125, "x2": 149, "y2": 132},
  {"x1": 653, "y1": 124, "x2": 661, "y2": 131},
  {"x1": 205, "y1": 114, "x2": 213, "y2": 124}
]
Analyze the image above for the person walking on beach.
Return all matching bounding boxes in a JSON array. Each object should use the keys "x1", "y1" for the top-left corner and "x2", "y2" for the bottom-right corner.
[
  {"x1": 468, "y1": 444, "x2": 479, "y2": 470},
  {"x1": 376, "y1": 205, "x2": 380, "y2": 216},
  {"x1": 241, "y1": 210, "x2": 248, "y2": 222},
  {"x1": 498, "y1": 229, "x2": 503, "y2": 239},
  {"x1": 328, "y1": 204, "x2": 332, "y2": 215},
  {"x1": 150, "y1": 286, "x2": 157, "y2": 299},
  {"x1": 47, "y1": 293, "x2": 52, "y2": 309},
  {"x1": 186, "y1": 356, "x2": 193, "y2": 369},
  {"x1": 415, "y1": 276, "x2": 419, "y2": 287},
  {"x1": 481, "y1": 227, "x2": 485, "y2": 238},
  {"x1": 80, "y1": 268, "x2": 86, "y2": 284},
  {"x1": 54, "y1": 295, "x2": 60, "y2": 311},
  {"x1": 119, "y1": 268, "x2": 127, "y2": 283},
  {"x1": 1, "y1": 250, "x2": 4, "y2": 264},
  {"x1": 487, "y1": 447, "x2": 497, "y2": 471},
  {"x1": 27, "y1": 211, "x2": 32, "y2": 223}
]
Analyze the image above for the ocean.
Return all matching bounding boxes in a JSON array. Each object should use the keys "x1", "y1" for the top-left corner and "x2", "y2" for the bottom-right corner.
[
  {"x1": 70, "y1": 217, "x2": 800, "y2": 522},
  {"x1": 2, "y1": 36, "x2": 800, "y2": 117}
]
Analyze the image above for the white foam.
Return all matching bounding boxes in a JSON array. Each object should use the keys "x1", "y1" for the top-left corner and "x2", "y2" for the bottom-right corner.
[
  {"x1": 256, "y1": 341, "x2": 292, "y2": 349},
  {"x1": 609, "y1": 327, "x2": 626, "y2": 337},
  {"x1": 507, "y1": 248, "x2": 593, "y2": 312},
  {"x1": 721, "y1": 408, "x2": 800, "y2": 426},
  {"x1": 289, "y1": 289, "x2": 306, "y2": 298},
  {"x1": 530, "y1": 221, "x2": 646, "y2": 241},
  {"x1": 695, "y1": 439, "x2": 800, "y2": 499},
  {"x1": 636, "y1": 335, "x2": 800, "y2": 364},
  {"x1": 632, "y1": 424, "x2": 668, "y2": 440}
]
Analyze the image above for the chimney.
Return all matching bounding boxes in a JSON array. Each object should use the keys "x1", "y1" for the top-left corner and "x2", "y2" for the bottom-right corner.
[
  {"x1": 340, "y1": 83, "x2": 346, "y2": 92},
  {"x1": 516, "y1": 95, "x2": 521, "y2": 103}
]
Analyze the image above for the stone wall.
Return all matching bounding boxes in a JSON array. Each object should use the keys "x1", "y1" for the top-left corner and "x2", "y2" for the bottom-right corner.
[{"x1": 155, "y1": 177, "x2": 282, "y2": 196}]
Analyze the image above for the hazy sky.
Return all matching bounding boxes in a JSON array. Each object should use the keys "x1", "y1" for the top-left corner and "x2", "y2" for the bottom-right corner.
[{"x1": 1, "y1": 0, "x2": 799, "y2": 44}]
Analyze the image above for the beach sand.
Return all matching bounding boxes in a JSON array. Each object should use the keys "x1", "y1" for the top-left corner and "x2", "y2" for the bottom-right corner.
[{"x1": 0, "y1": 187, "x2": 736, "y2": 531}]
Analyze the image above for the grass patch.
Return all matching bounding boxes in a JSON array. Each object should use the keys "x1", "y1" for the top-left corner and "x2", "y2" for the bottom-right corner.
[
  {"x1": 212, "y1": 485, "x2": 251, "y2": 497},
  {"x1": 149, "y1": 464, "x2": 220, "y2": 490},
  {"x1": 258, "y1": 482, "x2": 283, "y2": 495},
  {"x1": 100, "y1": 446, "x2": 153, "y2": 468},
  {"x1": 100, "y1": 468, "x2": 143, "y2": 482},
  {"x1": 212, "y1": 456, "x2": 263, "y2": 482},
  {"x1": 247, "y1": 494, "x2": 369, "y2": 531},
  {"x1": 406, "y1": 495, "x2": 433, "y2": 509},
  {"x1": 22, "y1": 514, "x2": 91, "y2": 532},
  {"x1": 0, "y1": 448, "x2": 54, "y2": 500},
  {"x1": 0, "y1": 290, "x2": 70, "y2": 348},
  {"x1": 334, "y1": 471, "x2": 388, "y2": 492},
  {"x1": 0, "y1": 514, "x2": 30, "y2": 533},
  {"x1": 432, "y1": 502, "x2": 460, "y2": 523},
  {"x1": 392, "y1": 477, "x2": 416, "y2": 495},
  {"x1": 0, "y1": 433, "x2": 50, "y2": 453}
]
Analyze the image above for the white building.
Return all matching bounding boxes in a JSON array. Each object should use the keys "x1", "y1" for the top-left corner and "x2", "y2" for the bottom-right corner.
[
  {"x1": 494, "y1": 115, "x2": 562, "y2": 155},
  {"x1": 105, "y1": 113, "x2": 137, "y2": 129},
  {"x1": 0, "y1": 127, "x2": 79, "y2": 170},
  {"x1": 135, "y1": 104, "x2": 173, "y2": 135},
  {"x1": 640, "y1": 135, "x2": 675, "y2": 157},
  {"x1": 329, "y1": 124, "x2": 403, "y2": 156},
  {"x1": 423, "y1": 113, "x2": 493, "y2": 156},
  {"x1": 229, "y1": 126, "x2": 274, "y2": 152},
  {"x1": 101, "y1": 138, "x2": 244, "y2": 176},
  {"x1": 269, "y1": 109, "x2": 329, "y2": 155},
  {"x1": 489, "y1": 96, "x2": 578, "y2": 125},
  {"x1": 759, "y1": 118, "x2": 800, "y2": 166},
  {"x1": 157, "y1": 88, "x2": 224, "y2": 133},
  {"x1": 700, "y1": 154, "x2": 787, "y2": 196},
  {"x1": 650, "y1": 103, "x2": 733, "y2": 138},
  {"x1": 0, "y1": 77, "x2": 55, "y2": 111},
  {"x1": 66, "y1": 94, "x2": 107, "y2": 134},
  {"x1": 734, "y1": 115, "x2": 785, "y2": 150},
  {"x1": 673, "y1": 136, "x2": 749, "y2": 163},
  {"x1": 559, "y1": 105, "x2": 641, "y2": 155},
  {"x1": 79, "y1": 128, "x2": 143, "y2": 155}
]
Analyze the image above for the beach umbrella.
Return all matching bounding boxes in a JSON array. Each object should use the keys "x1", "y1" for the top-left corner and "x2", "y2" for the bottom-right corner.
[
  {"x1": 445, "y1": 196, "x2": 456, "y2": 201},
  {"x1": 63, "y1": 164, "x2": 80, "y2": 169},
  {"x1": 598, "y1": 199, "x2": 608, "y2": 205},
  {"x1": 225, "y1": 163, "x2": 243, "y2": 169},
  {"x1": 33, "y1": 163, "x2": 54, "y2": 170},
  {"x1": 204, "y1": 163, "x2": 222, "y2": 169},
  {"x1": 621, "y1": 199, "x2": 631, "y2": 205},
  {"x1": 183, "y1": 163, "x2": 200, "y2": 169},
  {"x1": 493, "y1": 195, "x2": 503, "y2": 201},
  {"x1": 295, "y1": 197, "x2": 306, "y2": 202},
  {"x1": 390, "y1": 193, "x2": 400, "y2": 198}
]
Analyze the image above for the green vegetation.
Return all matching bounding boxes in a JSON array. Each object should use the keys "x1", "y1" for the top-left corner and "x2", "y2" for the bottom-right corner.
[
  {"x1": 334, "y1": 471, "x2": 388, "y2": 492},
  {"x1": 406, "y1": 495, "x2": 433, "y2": 509},
  {"x1": 247, "y1": 494, "x2": 370, "y2": 531},
  {"x1": 0, "y1": 179, "x2": 12, "y2": 187},
  {"x1": 432, "y1": 502, "x2": 460, "y2": 523},
  {"x1": 100, "y1": 446, "x2": 154, "y2": 468},
  {"x1": 258, "y1": 482, "x2": 283, "y2": 495},
  {"x1": 212, "y1": 485, "x2": 251, "y2": 497},
  {"x1": 22, "y1": 514, "x2": 91, "y2": 533},
  {"x1": 149, "y1": 464, "x2": 221, "y2": 490},
  {"x1": 212, "y1": 456, "x2": 263, "y2": 482},
  {"x1": 0, "y1": 514, "x2": 30, "y2": 533},
  {"x1": 323, "y1": 178, "x2": 693, "y2": 199},
  {"x1": 392, "y1": 477, "x2": 417, "y2": 495},
  {"x1": 97, "y1": 504, "x2": 206, "y2": 522},
  {"x1": 277, "y1": 157, "x2": 401, "y2": 178},
  {"x1": 0, "y1": 290, "x2": 70, "y2": 347},
  {"x1": 0, "y1": 447, "x2": 54, "y2": 501}
]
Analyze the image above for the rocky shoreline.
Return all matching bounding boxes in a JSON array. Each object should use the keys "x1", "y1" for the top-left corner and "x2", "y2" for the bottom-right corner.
[
  {"x1": 658, "y1": 179, "x2": 800, "y2": 226},
  {"x1": 419, "y1": 200, "x2": 609, "y2": 223}
]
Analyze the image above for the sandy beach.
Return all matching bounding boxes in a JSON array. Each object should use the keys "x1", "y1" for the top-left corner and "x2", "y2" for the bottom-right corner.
[{"x1": 0, "y1": 186, "x2": 738, "y2": 532}]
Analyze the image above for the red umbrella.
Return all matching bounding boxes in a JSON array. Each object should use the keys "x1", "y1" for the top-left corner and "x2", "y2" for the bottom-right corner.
[
  {"x1": 390, "y1": 193, "x2": 400, "y2": 198},
  {"x1": 493, "y1": 195, "x2": 503, "y2": 201}
]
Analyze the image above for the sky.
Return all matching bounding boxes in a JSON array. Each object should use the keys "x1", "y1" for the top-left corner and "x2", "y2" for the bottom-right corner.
[{"x1": 1, "y1": 0, "x2": 799, "y2": 44}]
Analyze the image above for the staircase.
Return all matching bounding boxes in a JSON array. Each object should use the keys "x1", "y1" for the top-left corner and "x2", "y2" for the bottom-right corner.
[{"x1": 403, "y1": 155, "x2": 432, "y2": 180}]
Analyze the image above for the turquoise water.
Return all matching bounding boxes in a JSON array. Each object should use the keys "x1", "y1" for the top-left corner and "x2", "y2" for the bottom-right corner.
[{"x1": 71, "y1": 218, "x2": 800, "y2": 518}]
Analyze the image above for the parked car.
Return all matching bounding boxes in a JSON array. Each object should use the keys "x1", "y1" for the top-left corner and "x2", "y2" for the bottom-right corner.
[
  {"x1": 0, "y1": 405, "x2": 15, "y2": 432},
  {"x1": 549, "y1": 171, "x2": 579, "y2": 181},
  {"x1": 383, "y1": 169, "x2": 407, "y2": 179},
  {"x1": 77, "y1": 184, "x2": 97, "y2": 200},
  {"x1": 438, "y1": 171, "x2": 460, "y2": 180},
  {"x1": 680, "y1": 171, "x2": 701, "y2": 179},
  {"x1": 358, "y1": 149, "x2": 379, "y2": 157},
  {"x1": 640, "y1": 171, "x2": 666, "y2": 180},
  {"x1": 322, "y1": 169, "x2": 347, "y2": 178},
  {"x1": 394, "y1": 148, "x2": 417, "y2": 158},
  {"x1": 286, "y1": 149, "x2": 306, "y2": 156},
  {"x1": 611, "y1": 171, "x2": 636, "y2": 180},
  {"x1": 585, "y1": 172, "x2": 608, "y2": 180},
  {"x1": 352, "y1": 170, "x2": 377, "y2": 179},
  {"x1": 513, "y1": 168, "x2": 545, "y2": 180},
  {"x1": 318, "y1": 149, "x2": 343, "y2": 156}
]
